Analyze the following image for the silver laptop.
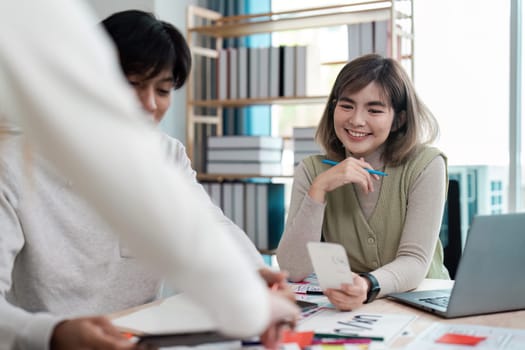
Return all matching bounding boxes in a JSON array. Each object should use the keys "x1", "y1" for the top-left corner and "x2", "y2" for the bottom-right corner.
[{"x1": 388, "y1": 213, "x2": 525, "y2": 318}]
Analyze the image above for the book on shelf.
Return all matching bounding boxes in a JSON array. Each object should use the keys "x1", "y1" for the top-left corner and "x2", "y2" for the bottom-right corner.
[
  {"x1": 295, "y1": 46, "x2": 307, "y2": 97},
  {"x1": 200, "y1": 181, "x2": 285, "y2": 251},
  {"x1": 295, "y1": 45, "x2": 322, "y2": 97},
  {"x1": 221, "y1": 182, "x2": 234, "y2": 220},
  {"x1": 208, "y1": 135, "x2": 283, "y2": 150},
  {"x1": 217, "y1": 49, "x2": 228, "y2": 100},
  {"x1": 207, "y1": 148, "x2": 282, "y2": 162},
  {"x1": 255, "y1": 183, "x2": 285, "y2": 250},
  {"x1": 347, "y1": 23, "x2": 360, "y2": 61},
  {"x1": 258, "y1": 47, "x2": 269, "y2": 99},
  {"x1": 374, "y1": 20, "x2": 390, "y2": 57},
  {"x1": 293, "y1": 126, "x2": 317, "y2": 139},
  {"x1": 228, "y1": 48, "x2": 237, "y2": 99},
  {"x1": 232, "y1": 182, "x2": 244, "y2": 229},
  {"x1": 278, "y1": 45, "x2": 296, "y2": 97},
  {"x1": 237, "y1": 47, "x2": 248, "y2": 99},
  {"x1": 248, "y1": 47, "x2": 259, "y2": 98},
  {"x1": 293, "y1": 127, "x2": 321, "y2": 165},
  {"x1": 222, "y1": 108, "x2": 236, "y2": 135},
  {"x1": 359, "y1": 22, "x2": 374, "y2": 55},
  {"x1": 269, "y1": 46, "x2": 280, "y2": 98},
  {"x1": 283, "y1": 45, "x2": 296, "y2": 97},
  {"x1": 348, "y1": 20, "x2": 391, "y2": 61},
  {"x1": 255, "y1": 183, "x2": 268, "y2": 250},
  {"x1": 207, "y1": 162, "x2": 282, "y2": 176},
  {"x1": 293, "y1": 139, "x2": 321, "y2": 153},
  {"x1": 244, "y1": 183, "x2": 257, "y2": 244},
  {"x1": 208, "y1": 182, "x2": 221, "y2": 207}
]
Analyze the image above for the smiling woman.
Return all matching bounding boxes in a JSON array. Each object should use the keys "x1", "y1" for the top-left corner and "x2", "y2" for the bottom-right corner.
[{"x1": 277, "y1": 53, "x2": 450, "y2": 312}]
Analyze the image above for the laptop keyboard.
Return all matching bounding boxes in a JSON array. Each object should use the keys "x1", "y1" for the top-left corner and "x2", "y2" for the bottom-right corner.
[{"x1": 420, "y1": 296, "x2": 449, "y2": 308}]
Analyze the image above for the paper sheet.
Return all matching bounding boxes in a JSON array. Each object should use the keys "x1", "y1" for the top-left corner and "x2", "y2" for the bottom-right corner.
[
  {"x1": 297, "y1": 310, "x2": 415, "y2": 344},
  {"x1": 112, "y1": 294, "x2": 216, "y2": 334},
  {"x1": 405, "y1": 323, "x2": 525, "y2": 349}
]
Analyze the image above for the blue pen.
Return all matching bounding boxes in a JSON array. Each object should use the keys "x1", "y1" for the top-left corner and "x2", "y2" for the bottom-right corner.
[{"x1": 321, "y1": 159, "x2": 388, "y2": 177}]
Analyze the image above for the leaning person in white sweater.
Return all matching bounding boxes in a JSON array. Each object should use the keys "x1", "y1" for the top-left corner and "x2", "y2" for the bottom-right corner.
[{"x1": 0, "y1": 6, "x2": 296, "y2": 350}]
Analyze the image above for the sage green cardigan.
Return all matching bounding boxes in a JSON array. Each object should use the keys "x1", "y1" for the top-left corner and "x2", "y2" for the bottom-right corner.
[{"x1": 302, "y1": 146, "x2": 450, "y2": 279}]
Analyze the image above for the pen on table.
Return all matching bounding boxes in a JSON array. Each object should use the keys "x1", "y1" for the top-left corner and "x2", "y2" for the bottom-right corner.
[
  {"x1": 321, "y1": 159, "x2": 388, "y2": 177},
  {"x1": 315, "y1": 332, "x2": 384, "y2": 342},
  {"x1": 241, "y1": 339, "x2": 262, "y2": 346},
  {"x1": 312, "y1": 338, "x2": 371, "y2": 345},
  {"x1": 337, "y1": 321, "x2": 373, "y2": 330},
  {"x1": 306, "y1": 289, "x2": 324, "y2": 295}
]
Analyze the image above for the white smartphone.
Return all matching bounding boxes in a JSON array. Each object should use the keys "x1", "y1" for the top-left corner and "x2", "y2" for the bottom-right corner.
[{"x1": 307, "y1": 242, "x2": 353, "y2": 290}]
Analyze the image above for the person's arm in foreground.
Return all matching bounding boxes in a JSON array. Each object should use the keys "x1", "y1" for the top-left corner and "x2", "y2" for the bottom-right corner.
[
  {"x1": 0, "y1": 1, "x2": 297, "y2": 349},
  {"x1": 166, "y1": 137, "x2": 266, "y2": 269},
  {"x1": 167, "y1": 138, "x2": 293, "y2": 299}
]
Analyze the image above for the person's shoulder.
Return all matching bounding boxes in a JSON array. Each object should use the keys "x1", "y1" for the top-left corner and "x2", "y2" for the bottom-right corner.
[
  {"x1": 160, "y1": 133, "x2": 185, "y2": 149},
  {"x1": 297, "y1": 154, "x2": 332, "y2": 181},
  {"x1": 159, "y1": 133, "x2": 187, "y2": 157},
  {"x1": 410, "y1": 145, "x2": 446, "y2": 164},
  {"x1": 301, "y1": 154, "x2": 328, "y2": 167}
]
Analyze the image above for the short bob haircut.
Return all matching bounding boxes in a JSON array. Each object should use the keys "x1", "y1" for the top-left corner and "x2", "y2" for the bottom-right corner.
[
  {"x1": 102, "y1": 10, "x2": 191, "y2": 90},
  {"x1": 316, "y1": 54, "x2": 439, "y2": 166}
]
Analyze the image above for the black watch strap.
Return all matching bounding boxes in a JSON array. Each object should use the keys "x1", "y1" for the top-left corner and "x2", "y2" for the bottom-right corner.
[{"x1": 359, "y1": 272, "x2": 380, "y2": 304}]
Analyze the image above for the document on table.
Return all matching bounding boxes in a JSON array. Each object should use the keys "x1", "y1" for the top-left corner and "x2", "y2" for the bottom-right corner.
[
  {"x1": 112, "y1": 294, "x2": 216, "y2": 334},
  {"x1": 296, "y1": 309, "x2": 415, "y2": 344},
  {"x1": 405, "y1": 323, "x2": 525, "y2": 349}
]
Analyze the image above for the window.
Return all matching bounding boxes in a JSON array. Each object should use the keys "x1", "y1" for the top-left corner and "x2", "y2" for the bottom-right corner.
[
  {"x1": 270, "y1": 0, "x2": 516, "y2": 229},
  {"x1": 416, "y1": 0, "x2": 510, "y2": 228}
]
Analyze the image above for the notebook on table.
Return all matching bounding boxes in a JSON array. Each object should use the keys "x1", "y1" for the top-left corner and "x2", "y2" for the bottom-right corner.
[{"x1": 388, "y1": 213, "x2": 525, "y2": 318}]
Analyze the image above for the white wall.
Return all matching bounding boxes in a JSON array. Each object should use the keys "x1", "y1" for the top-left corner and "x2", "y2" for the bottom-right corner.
[
  {"x1": 414, "y1": 0, "x2": 510, "y2": 166},
  {"x1": 85, "y1": 0, "x2": 195, "y2": 142},
  {"x1": 154, "y1": 0, "x2": 195, "y2": 143},
  {"x1": 87, "y1": 0, "x2": 154, "y2": 20}
]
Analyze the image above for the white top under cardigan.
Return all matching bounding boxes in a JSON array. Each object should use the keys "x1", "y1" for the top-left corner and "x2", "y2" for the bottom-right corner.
[
  {"x1": 0, "y1": 1, "x2": 270, "y2": 348},
  {"x1": 0, "y1": 132, "x2": 266, "y2": 350}
]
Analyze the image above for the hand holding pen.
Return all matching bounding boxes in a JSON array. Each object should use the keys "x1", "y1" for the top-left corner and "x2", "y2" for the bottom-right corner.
[
  {"x1": 308, "y1": 157, "x2": 386, "y2": 203},
  {"x1": 322, "y1": 159, "x2": 387, "y2": 177}
]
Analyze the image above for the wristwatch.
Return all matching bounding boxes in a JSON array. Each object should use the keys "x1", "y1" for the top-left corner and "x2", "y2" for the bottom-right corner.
[{"x1": 359, "y1": 272, "x2": 381, "y2": 304}]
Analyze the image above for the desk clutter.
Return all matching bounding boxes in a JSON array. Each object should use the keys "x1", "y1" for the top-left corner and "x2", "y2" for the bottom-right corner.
[
  {"x1": 404, "y1": 323, "x2": 525, "y2": 349},
  {"x1": 111, "y1": 276, "x2": 525, "y2": 349}
]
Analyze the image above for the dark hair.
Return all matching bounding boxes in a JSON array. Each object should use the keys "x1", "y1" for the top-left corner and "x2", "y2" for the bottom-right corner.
[
  {"x1": 316, "y1": 54, "x2": 439, "y2": 166},
  {"x1": 101, "y1": 10, "x2": 191, "y2": 89}
]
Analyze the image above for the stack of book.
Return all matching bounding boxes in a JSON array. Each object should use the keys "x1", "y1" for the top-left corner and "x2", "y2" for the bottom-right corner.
[
  {"x1": 206, "y1": 136, "x2": 283, "y2": 176},
  {"x1": 293, "y1": 127, "x2": 322, "y2": 165}
]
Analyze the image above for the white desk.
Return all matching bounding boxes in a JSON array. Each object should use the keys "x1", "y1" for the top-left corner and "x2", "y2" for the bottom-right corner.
[{"x1": 111, "y1": 279, "x2": 525, "y2": 349}]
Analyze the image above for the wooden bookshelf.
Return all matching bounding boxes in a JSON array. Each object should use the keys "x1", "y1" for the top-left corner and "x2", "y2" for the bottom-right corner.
[
  {"x1": 185, "y1": 1, "x2": 414, "y2": 175},
  {"x1": 197, "y1": 173, "x2": 293, "y2": 182},
  {"x1": 186, "y1": 1, "x2": 414, "y2": 251},
  {"x1": 189, "y1": 95, "x2": 328, "y2": 108}
]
